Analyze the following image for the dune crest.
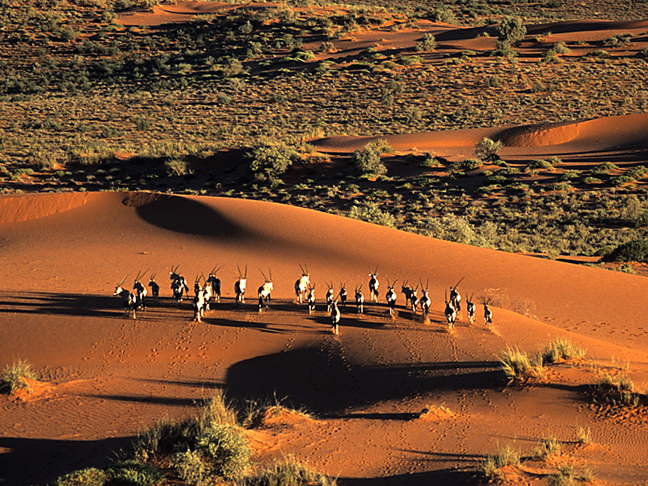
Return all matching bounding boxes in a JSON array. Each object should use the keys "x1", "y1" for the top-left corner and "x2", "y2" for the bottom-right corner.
[
  {"x1": 0, "y1": 192, "x2": 89, "y2": 224},
  {"x1": 497, "y1": 120, "x2": 581, "y2": 147}
]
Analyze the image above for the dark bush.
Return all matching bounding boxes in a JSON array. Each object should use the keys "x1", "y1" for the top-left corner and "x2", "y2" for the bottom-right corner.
[{"x1": 604, "y1": 240, "x2": 648, "y2": 262}]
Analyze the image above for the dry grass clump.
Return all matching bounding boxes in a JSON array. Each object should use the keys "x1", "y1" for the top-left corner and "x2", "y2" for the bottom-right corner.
[
  {"x1": 575, "y1": 426, "x2": 592, "y2": 445},
  {"x1": 548, "y1": 462, "x2": 595, "y2": 485},
  {"x1": 242, "y1": 455, "x2": 336, "y2": 486},
  {"x1": 590, "y1": 372, "x2": 641, "y2": 407},
  {"x1": 241, "y1": 395, "x2": 312, "y2": 429},
  {"x1": 541, "y1": 337, "x2": 586, "y2": 364},
  {"x1": 0, "y1": 359, "x2": 39, "y2": 395},
  {"x1": 533, "y1": 436, "x2": 561, "y2": 460},
  {"x1": 500, "y1": 347, "x2": 546, "y2": 384},
  {"x1": 480, "y1": 443, "x2": 521, "y2": 480}
]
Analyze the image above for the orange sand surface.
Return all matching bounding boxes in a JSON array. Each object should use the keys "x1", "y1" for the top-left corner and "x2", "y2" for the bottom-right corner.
[{"x1": 2, "y1": 191, "x2": 648, "y2": 485}]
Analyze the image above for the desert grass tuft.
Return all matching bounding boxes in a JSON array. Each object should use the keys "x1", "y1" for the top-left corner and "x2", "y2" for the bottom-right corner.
[
  {"x1": 541, "y1": 337, "x2": 586, "y2": 364},
  {"x1": 575, "y1": 426, "x2": 592, "y2": 445},
  {"x1": 591, "y1": 372, "x2": 641, "y2": 407},
  {"x1": 548, "y1": 462, "x2": 595, "y2": 485},
  {"x1": 240, "y1": 394, "x2": 312, "y2": 429},
  {"x1": 500, "y1": 347, "x2": 546, "y2": 384},
  {"x1": 0, "y1": 359, "x2": 39, "y2": 395},
  {"x1": 51, "y1": 467, "x2": 108, "y2": 486},
  {"x1": 243, "y1": 455, "x2": 336, "y2": 486},
  {"x1": 480, "y1": 443, "x2": 521, "y2": 480},
  {"x1": 533, "y1": 436, "x2": 561, "y2": 460}
]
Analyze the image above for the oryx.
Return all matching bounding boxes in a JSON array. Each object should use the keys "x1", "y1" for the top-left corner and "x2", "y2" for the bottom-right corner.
[
  {"x1": 235, "y1": 265, "x2": 247, "y2": 305},
  {"x1": 206, "y1": 265, "x2": 223, "y2": 303},
  {"x1": 170, "y1": 266, "x2": 189, "y2": 304},
  {"x1": 484, "y1": 300, "x2": 493, "y2": 327},
  {"x1": 193, "y1": 286, "x2": 208, "y2": 322},
  {"x1": 148, "y1": 273, "x2": 160, "y2": 301},
  {"x1": 466, "y1": 293, "x2": 476, "y2": 325},
  {"x1": 445, "y1": 290, "x2": 457, "y2": 330},
  {"x1": 133, "y1": 269, "x2": 148, "y2": 308},
  {"x1": 355, "y1": 284, "x2": 364, "y2": 314},
  {"x1": 401, "y1": 281, "x2": 418, "y2": 312},
  {"x1": 450, "y1": 276, "x2": 464, "y2": 313},
  {"x1": 386, "y1": 278, "x2": 398, "y2": 317},
  {"x1": 294, "y1": 264, "x2": 310, "y2": 304},
  {"x1": 338, "y1": 282, "x2": 348, "y2": 308},
  {"x1": 326, "y1": 282, "x2": 335, "y2": 312},
  {"x1": 114, "y1": 276, "x2": 138, "y2": 319},
  {"x1": 330, "y1": 300, "x2": 341, "y2": 335},
  {"x1": 369, "y1": 267, "x2": 380, "y2": 302},
  {"x1": 258, "y1": 268, "x2": 273, "y2": 311},
  {"x1": 307, "y1": 285, "x2": 316, "y2": 314}
]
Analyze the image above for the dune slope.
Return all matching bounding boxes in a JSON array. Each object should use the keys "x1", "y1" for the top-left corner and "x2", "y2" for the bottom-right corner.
[{"x1": 0, "y1": 192, "x2": 647, "y2": 485}]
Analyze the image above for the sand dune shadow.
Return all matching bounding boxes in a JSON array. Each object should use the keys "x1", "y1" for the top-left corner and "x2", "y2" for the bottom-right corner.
[
  {"x1": 130, "y1": 193, "x2": 250, "y2": 239},
  {"x1": 226, "y1": 346, "x2": 502, "y2": 415}
]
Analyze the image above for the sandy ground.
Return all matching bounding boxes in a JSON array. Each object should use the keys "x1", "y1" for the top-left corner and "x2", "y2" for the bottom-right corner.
[{"x1": 1, "y1": 185, "x2": 648, "y2": 485}]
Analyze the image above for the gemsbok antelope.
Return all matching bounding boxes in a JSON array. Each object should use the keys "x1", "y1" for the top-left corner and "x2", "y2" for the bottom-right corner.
[
  {"x1": 193, "y1": 287, "x2": 208, "y2": 322},
  {"x1": 401, "y1": 281, "x2": 418, "y2": 312},
  {"x1": 419, "y1": 285, "x2": 431, "y2": 318},
  {"x1": 307, "y1": 285, "x2": 316, "y2": 314},
  {"x1": 326, "y1": 282, "x2": 335, "y2": 312},
  {"x1": 294, "y1": 264, "x2": 310, "y2": 304},
  {"x1": 257, "y1": 268, "x2": 273, "y2": 311},
  {"x1": 235, "y1": 265, "x2": 247, "y2": 305},
  {"x1": 484, "y1": 300, "x2": 493, "y2": 327},
  {"x1": 207, "y1": 265, "x2": 223, "y2": 303},
  {"x1": 170, "y1": 266, "x2": 189, "y2": 304},
  {"x1": 386, "y1": 278, "x2": 398, "y2": 317},
  {"x1": 355, "y1": 284, "x2": 364, "y2": 314},
  {"x1": 466, "y1": 293, "x2": 476, "y2": 325},
  {"x1": 445, "y1": 290, "x2": 457, "y2": 330},
  {"x1": 133, "y1": 270, "x2": 148, "y2": 307},
  {"x1": 369, "y1": 267, "x2": 380, "y2": 302},
  {"x1": 148, "y1": 273, "x2": 160, "y2": 301},
  {"x1": 114, "y1": 276, "x2": 138, "y2": 319},
  {"x1": 338, "y1": 283, "x2": 348, "y2": 308},
  {"x1": 450, "y1": 277, "x2": 464, "y2": 313},
  {"x1": 194, "y1": 275, "x2": 203, "y2": 299},
  {"x1": 330, "y1": 300, "x2": 341, "y2": 335}
]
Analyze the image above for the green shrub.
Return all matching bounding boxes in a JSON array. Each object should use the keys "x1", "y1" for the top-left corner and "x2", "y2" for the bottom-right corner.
[
  {"x1": 173, "y1": 449, "x2": 210, "y2": 485},
  {"x1": 475, "y1": 137, "x2": 503, "y2": 161},
  {"x1": 52, "y1": 468, "x2": 108, "y2": 486},
  {"x1": 497, "y1": 16, "x2": 526, "y2": 44},
  {"x1": 0, "y1": 359, "x2": 39, "y2": 394},
  {"x1": 196, "y1": 424, "x2": 251, "y2": 480},
  {"x1": 524, "y1": 159, "x2": 554, "y2": 172},
  {"x1": 348, "y1": 202, "x2": 396, "y2": 228},
  {"x1": 353, "y1": 140, "x2": 392, "y2": 176},
  {"x1": 590, "y1": 162, "x2": 618, "y2": 175},
  {"x1": 553, "y1": 41, "x2": 572, "y2": 55},
  {"x1": 245, "y1": 142, "x2": 300, "y2": 182},
  {"x1": 604, "y1": 239, "x2": 648, "y2": 262},
  {"x1": 415, "y1": 33, "x2": 437, "y2": 51},
  {"x1": 106, "y1": 460, "x2": 164, "y2": 486},
  {"x1": 449, "y1": 158, "x2": 482, "y2": 172}
]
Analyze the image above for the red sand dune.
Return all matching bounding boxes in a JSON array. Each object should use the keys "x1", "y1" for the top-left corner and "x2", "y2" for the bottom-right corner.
[
  {"x1": 2, "y1": 191, "x2": 648, "y2": 484},
  {"x1": 312, "y1": 112, "x2": 648, "y2": 161}
]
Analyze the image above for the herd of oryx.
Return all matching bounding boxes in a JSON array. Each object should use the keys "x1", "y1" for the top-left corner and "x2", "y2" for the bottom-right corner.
[{"x1": 113, "y1": 264, "x2": 493, "y2": 334}]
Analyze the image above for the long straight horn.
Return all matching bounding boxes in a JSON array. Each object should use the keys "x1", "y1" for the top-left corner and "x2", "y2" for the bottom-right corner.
[
  {"x1": 259, "y1": 268, "x2": 268, "y2": 281},
  {"x1": 118, "y1": 275, "x2": 128, "y2": 286},
  {"x1": 453, "y1": 276, "x2": 465, "y2": 290},
  {"x1": 299, "y1": 263, "x2": 305, "y2": 275},
  {"x1": 237, "y1": 264, "x2": 242, "y2": 278},
  {"x1": 214, "y1": 264, "x2": 224, "y2": 274},
  {"x1": 244, "y1": 265, "x2": 248, "y2": 278},
  {"x1": 269, "y1": 268, "x2": 273, "y2": 281}
]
